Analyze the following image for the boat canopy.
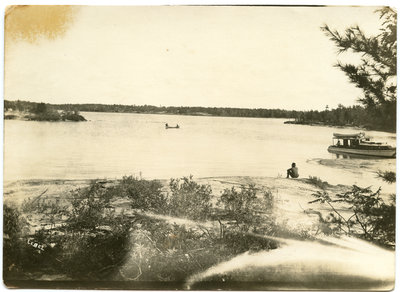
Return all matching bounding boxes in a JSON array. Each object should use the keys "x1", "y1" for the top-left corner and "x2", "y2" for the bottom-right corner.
[{"x1": 332, "y1": 132, "x2": 365, "y2": 139}]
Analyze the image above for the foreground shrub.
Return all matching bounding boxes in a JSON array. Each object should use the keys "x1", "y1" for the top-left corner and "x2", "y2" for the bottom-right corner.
[
  {"x1": 218, "y1": 185, "x2": 258, "y2": 224},
  {"x1": 68, "y1": 182, "x2": 112, "y2": 230},
  {"x1": 57, "y1": 183, "x2": 131, "y2": 278},
  {"x1": 167, "y1": 176, "x2": 212, "y2": 220},
  {"x1": 377, "y1": 170, "x2": 396, "y2": 184},
  {"x1": 56, "y1": 219, "x2": 131, "y2": 278},
  {"x1": 217, "y1": 184, "x2": 275, "y2": 232},
  {"x1": 4, "y1": 182, "x2": 132, "y2": 281},
  {"x1": 3, "y1": 205, "x2": 28, "y2": 278},
  {"x1": 117, "y1": 176, "x2": 167, "y2": 212},
  {"x1": 306, "y1": 176, "x2": 329, "y2": 190},
  {"x1": 3, "y1": 204, "x2": 25, "y2": 238},
  {"x1": 222, "y1": 232, "x2": 278, "y2": 254},
  {"x1": 119, "y1": 220, "x2": 221, "y2": 281},
  {"x1": 309, "y1": 185, "x2": 395, "y2": 247}
]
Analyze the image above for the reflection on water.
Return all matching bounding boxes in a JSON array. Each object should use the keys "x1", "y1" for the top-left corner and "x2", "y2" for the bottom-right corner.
[
  {"x1": 333, "y1": 153, "x2": 391, "y2": 159},
  {"x1": 4, "y1": 112, "x2": 396, "y2": 192}
]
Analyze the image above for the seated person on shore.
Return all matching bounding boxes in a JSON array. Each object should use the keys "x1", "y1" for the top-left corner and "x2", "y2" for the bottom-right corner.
[{"x1": 287, "y1": 162, "x2": 299, "y2": 178}]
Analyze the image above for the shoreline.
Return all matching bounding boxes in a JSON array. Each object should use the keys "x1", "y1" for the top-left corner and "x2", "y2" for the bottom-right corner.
[
  {"x1": 5, "y1": 109, "x2": 396, "y2": 134},
  {"x1": 3, "y1": 175, "x2": 353, "y2": 228},
  {"x1": 4, "y1": 109, "x2": 86, "y2": 122},
  {"x1": 283, "y1": 120, "x2": 396, "y2": 134}
]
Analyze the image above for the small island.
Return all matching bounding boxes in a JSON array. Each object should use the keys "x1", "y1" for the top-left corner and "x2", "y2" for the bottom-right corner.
[{"x1": 4, "y1": 102, "x2": 86, "y2": 122}]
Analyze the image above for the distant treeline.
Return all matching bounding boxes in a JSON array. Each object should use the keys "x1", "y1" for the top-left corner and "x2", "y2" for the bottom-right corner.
[
  {"x1": 290, "y1": 104, "x2": 395, "y2": 133},
  {"x1": 4, "y1": 100, "x2": 299, "y2": 118},
  {"x1": 4, "y1": 100, "x2": 395, "y2": 132}
]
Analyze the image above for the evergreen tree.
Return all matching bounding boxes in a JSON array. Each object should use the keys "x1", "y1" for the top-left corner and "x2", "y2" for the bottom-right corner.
[{"x1": 321, "y1": 7, "x2": 396, "y2": 131}]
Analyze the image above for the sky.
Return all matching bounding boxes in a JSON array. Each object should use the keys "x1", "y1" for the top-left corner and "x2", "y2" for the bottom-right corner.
[{"x1": 4, "y1": 5, "x2": 386, "y2": 110}]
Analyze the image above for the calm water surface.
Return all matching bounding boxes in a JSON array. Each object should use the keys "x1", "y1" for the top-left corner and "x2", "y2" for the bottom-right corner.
[{"x1": 4, "y1": 112, "x2": 396, "y2": 192}]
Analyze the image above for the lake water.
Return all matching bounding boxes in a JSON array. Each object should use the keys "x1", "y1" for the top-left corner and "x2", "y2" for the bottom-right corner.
[{"x1": 4, "y1": 112, "x2": 396, "y2": 192}]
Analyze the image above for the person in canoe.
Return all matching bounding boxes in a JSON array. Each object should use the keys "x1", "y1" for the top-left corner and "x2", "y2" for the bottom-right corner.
[
  {"x1": 165, "y1": 123, "x2": 180, "y2": 129},
  {"x1": 287, "y1": 162, "x2": 299, "y2": 178}
]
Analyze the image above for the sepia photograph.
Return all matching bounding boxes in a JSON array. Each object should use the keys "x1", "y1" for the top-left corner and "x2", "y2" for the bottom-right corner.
[{"x1": 2, "y1": 3, "x2": 397, "y2": 290}]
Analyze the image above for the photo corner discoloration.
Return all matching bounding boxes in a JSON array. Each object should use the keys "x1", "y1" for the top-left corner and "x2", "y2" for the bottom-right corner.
[{"x1": 5, "y1": 5, "x2": 77, "y2": 44}]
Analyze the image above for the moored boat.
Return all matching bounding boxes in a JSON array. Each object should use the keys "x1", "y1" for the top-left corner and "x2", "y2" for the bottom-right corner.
[{"x1": 327, "y1": 132, "x2": 396, "y2": 158}]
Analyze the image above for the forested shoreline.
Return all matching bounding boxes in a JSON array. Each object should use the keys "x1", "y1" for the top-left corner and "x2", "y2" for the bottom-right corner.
[
  {"x1": 284, "y1": 104, "x2": 395, "y2": 133},
  {"x1": 4, "y1": 99, "x2": 395, "y2": 132},
  {"x1": 4, "y1": 100, "x2": 86, "y2": 122}
]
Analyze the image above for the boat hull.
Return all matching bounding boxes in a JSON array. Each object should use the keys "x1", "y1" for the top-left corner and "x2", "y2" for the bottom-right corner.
[{"x1": 328, "y1": 146, "x2": 396, "y2": 158}]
